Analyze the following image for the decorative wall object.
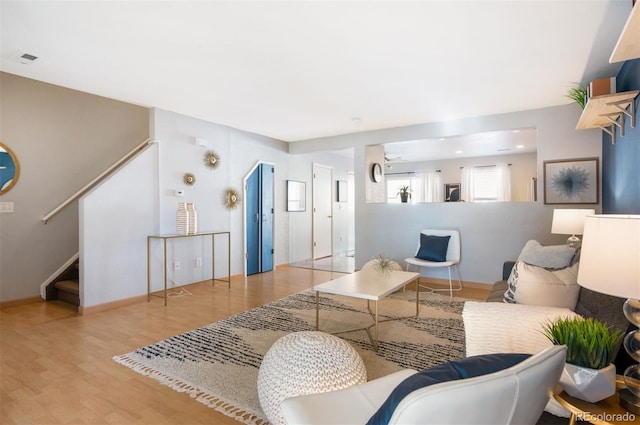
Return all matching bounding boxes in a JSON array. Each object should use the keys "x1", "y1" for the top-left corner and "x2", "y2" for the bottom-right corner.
[
  {"x1": 203, "y1": 150, "x2": 220, "y2": 169},
  {"x1": 183, "y1": 173, "x2": 196, "y2": 185},
  {"x1": 224, "y1": 188, "x2": 240, "y2": 210},
  {"x1": 370, "y1": 162, "x2": 383, "y2": 182},
  {"x1": 445, "y1": 183, "x2": 461, "y2": 202},
  {"x1": 544, "y1": 158, "x2": 599, "y2": 204},
  {"x1": 187, "y1": 202, "x2": 197, "y2": 234},
  {"x1": 337, "y1": 180, "x2": 347, "y2": 202},
  {"x1": 176, "y1": 202, "x2": 189, "y2": 235},
  {"x1": 286, "y1": 180, "x2": 306, "y2": 212},
  {"x1": 0, "y1": 141, "x2": 20, "y2": 195}
]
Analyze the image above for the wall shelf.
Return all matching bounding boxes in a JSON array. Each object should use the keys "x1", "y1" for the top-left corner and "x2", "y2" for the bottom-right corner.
[
  {"x1": 576, "y1": 90, "x2": 639, "y2": 143},
  {"x1": 610, "y1": 4, "x2": 639, "y2": 63}
]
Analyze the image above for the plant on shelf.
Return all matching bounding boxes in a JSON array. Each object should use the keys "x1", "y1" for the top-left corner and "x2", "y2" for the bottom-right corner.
[
  {"x1": 542, "y1": 316, "x2": 623, "y2": 402},
  {"x1": 566, "y1": 83, "x2": 588, "y2": 109},
  {"x1": 397, "y1": 185, "x2": 412, "y2": 203}
]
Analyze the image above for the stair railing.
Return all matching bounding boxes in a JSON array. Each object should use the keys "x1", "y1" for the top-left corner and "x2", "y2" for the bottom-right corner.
[{"x1": 42, "y1": 138, "x2": 153, "y2": 224}]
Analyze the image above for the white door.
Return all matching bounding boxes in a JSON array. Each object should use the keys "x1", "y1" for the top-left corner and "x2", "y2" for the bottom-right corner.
[
  {"x1": 313, "y1": 164, "x2": 332, "y2": 259},
  {"x1": 347, "y1": 172, "x2": 355, "y2": 254}
]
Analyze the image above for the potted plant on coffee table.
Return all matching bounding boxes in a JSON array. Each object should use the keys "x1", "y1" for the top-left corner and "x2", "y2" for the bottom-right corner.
[
  {"x1": 397, "y1": 185, "x2": 412, "y2": 203},
  {"x1": 542, "y1": 317, "x2": 623, "y2": 403}
]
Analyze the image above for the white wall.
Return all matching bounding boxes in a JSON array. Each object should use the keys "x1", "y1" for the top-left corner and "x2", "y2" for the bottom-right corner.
[
  {"x1": 80, "y1": 144, "x2": 158, "y2": 307},
  {"x1": 149, "y1": 108, "x2": 358, "y2": 286},
  {"x1": 150, "y1": 108, "x2": 290, "y2": 288},
  {"x1": 287, "y1": 149, "x2": 354, "y2": 262},
  {"x1": 291, "y1": 104, "x2": 602, "y2": 284}
]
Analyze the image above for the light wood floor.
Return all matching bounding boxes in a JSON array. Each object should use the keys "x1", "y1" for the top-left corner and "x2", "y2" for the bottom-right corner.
[{"x1": 0, "y1": 266, "x2": 488, "y2": 425}]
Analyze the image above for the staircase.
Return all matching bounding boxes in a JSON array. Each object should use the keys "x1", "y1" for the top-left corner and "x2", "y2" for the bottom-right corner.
[{"x1": 46, "y1": 259, "x2": 80, "y2": 307}]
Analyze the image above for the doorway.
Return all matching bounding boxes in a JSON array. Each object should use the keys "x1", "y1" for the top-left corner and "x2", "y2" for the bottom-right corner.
[
  {"x1": 244, "y1": 162, "x2": 274, "y2": 275},
  {"x1": 312, "y1": 163, "x2": 333, "y2": 259}
]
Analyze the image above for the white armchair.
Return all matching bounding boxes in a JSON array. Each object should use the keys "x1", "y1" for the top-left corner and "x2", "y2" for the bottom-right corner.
[
  {"x1": 404, "y1": 229, "x2": 462, "y2": 299},
  {"x1": 280, "y1": 345, "x2": 567, "y2": 425}
]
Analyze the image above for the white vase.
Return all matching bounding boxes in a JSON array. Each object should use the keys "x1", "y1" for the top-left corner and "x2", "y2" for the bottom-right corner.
[
  {"x1": 187, "y1": 202, "x2": 197, "y2": 235},
  {"x1": 176, "y1": 202, "x2": 189, "y2": 235},
  {"x1": 559, "y1": 362, "x2": 616, "y2": 403}
]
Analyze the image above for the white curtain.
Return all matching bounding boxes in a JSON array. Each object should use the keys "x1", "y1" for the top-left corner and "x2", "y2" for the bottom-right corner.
[
  {"x1": 461, "y1": 167, "x2": 474, "y2": 202},
  {"x1": 419, "y1": 171, "x2": 443, "y2": 202},
  {"x1": 496, "y1": 164, "x2": 511, "y2": 201}
]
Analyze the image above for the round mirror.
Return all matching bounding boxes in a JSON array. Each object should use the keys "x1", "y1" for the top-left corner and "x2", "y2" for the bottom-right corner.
[{"x1": 0, "y1": 142, "x2": 20, "y2": 195}]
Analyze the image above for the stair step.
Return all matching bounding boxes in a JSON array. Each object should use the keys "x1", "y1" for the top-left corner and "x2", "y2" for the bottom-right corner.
[{"x1": 55, "y1": 279, "x2": 79, "y2": 295}]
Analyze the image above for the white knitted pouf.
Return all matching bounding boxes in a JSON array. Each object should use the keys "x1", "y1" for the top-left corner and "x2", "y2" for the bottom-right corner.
[{"x1": 257, "y1": 331, "x2": 367, "y2": 425}]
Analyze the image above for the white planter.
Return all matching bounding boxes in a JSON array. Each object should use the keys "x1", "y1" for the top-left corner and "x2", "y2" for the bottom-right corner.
[{"x1": 560, "y1": 363, "x2": 616, "y2": 403}]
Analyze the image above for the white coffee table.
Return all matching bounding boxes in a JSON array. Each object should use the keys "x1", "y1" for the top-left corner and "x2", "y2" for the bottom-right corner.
[{"x1": 313, "y1": 269, "x2": 420, "y2": 351}]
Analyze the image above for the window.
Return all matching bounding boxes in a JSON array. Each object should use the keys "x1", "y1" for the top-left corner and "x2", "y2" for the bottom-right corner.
[
  {"x1": 386, "y1": 171, "x2": 442, "y2": 203},
  {"x1": 387, "y1": 177, "x2": 415, "y2": 203},
  {"x1": 461, "y1": 164, "x2": 511, "y2": 202},
  {"x1": 472, "y1": 166, "x2": 498, "y2": 202}
]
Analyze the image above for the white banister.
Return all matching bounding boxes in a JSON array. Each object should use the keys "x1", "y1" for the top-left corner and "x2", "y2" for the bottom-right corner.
[{"x1": 42, "y1": 138, "x2": 153, "y2": 224}]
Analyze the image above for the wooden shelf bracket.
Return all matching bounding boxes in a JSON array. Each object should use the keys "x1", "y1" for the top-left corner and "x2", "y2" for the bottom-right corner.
[
  {"x1": 609, "y1": 97, "x2": 636, "y2": 129},
  {"x1": 596, "y1": 97, "x2": 637, "y2": 144}
]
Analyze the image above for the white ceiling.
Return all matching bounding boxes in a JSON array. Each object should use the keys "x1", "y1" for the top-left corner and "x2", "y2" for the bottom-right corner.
[
  {"x1": 384, "y1": 126, "x2": 537, "y2": 162},
  {"x1": 0, "y1": 1, "x2": 632, "y2": 143}
]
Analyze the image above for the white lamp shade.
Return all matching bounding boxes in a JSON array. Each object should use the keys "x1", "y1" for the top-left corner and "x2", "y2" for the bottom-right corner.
[
  {"x1": 577, "y1": 215, "x2": 640, "y2": 299},
  {"x1": 551, "y1": 209, "x2": 596, "y2": 235}
]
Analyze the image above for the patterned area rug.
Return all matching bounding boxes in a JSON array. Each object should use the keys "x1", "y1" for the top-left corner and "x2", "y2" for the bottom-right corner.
[{"x1": 113, "y1": 290, "x2": 468, "y2": 424}]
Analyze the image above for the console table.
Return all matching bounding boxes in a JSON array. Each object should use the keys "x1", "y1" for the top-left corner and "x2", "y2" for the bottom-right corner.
[{"x1": 147, "y1": 231, "x2": 231, "y2": 305}]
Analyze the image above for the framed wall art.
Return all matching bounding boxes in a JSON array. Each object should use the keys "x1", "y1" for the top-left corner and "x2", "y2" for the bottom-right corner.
[
  {"x1": 286, "y1": 180, "x2": 306, "y2": 212},
  {"x1": 543, "y1": 157, "x2": 599, "y2": 204},
  {"x1": 336, "y1": 180, "x2": 347, "y2": 202},
  {"x1": 444, "y1": 183, "x2": 461, "y2": 202}
]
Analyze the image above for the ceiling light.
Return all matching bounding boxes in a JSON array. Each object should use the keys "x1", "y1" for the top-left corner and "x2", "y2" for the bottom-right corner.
[
  {"x1": 513, "y1": 129, "x2": 521, "y2": 133},
  {"x1": 455, "y1": 150, "x2": 463, "y2": 154},
  {"x1": 516, "y1": 145, "x2": 525, "y2": 149}
]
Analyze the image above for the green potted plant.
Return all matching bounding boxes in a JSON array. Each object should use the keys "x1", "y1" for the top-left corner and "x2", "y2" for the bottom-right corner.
[
  {"x1": 542, "y1": 317, "x2": 623, "y2": 402},
  {"x1": 397, "y1": 185, "x2": 412, "y2": 203},
  {"x1": 363, "y1": 253, "x2": 402, "y2": 276},
  {"x1": 566, "y1": 83, "x2": 588, "y2": 109}
]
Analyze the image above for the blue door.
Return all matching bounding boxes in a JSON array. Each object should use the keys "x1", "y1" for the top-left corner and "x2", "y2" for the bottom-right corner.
[
  {"x1": 246, "y1": 167, "x2": 260, "y2": 275},
  {"x1": 261, "y1": 164, "x2": 274, "y2": 272},
  {"x1": 246, "y1": 164, "x2": 274, "y2": 275}
]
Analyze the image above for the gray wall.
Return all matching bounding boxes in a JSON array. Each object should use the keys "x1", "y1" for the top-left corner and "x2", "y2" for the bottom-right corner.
[
  {"x1": 0, "y1": 70, "x2": 606, "y2": 303},
  {"x1": 0, "y1": 72, "x2": 149, "y2": 302},
  {"x1": 291, "y1": 104, "x2": 603, "y2": 284}
]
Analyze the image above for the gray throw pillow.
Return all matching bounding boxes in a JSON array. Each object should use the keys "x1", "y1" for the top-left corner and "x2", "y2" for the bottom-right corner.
[{"x1": 518, "y1": 240, "x2": 575, "y2": 270}]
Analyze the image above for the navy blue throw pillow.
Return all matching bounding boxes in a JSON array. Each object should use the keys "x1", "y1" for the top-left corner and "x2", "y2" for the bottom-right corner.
[
  {"x1": 415, "y1": 234, "x2": 450, "y2": 262},
  {"x1": 366, "y1": 353, "x2": 531, "y2": 425}
]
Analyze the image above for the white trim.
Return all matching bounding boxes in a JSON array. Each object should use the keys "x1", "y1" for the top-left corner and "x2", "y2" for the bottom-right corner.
[{"x1": 39, "y1": 252, "x2": 79, "y2": 299}]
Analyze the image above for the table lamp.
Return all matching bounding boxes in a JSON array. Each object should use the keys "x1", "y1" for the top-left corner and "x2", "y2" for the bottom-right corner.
[
  {"x1": 577, "y1": 214, "x2": 640, "y2": 414},
  {"x1": 551, "y1": 209, "x2": 596, "y2": 249}
]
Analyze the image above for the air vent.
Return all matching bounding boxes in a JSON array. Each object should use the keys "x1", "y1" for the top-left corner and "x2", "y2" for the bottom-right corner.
[{"x1": 18, "y1": 53, "x2": 38, "y2": 64}]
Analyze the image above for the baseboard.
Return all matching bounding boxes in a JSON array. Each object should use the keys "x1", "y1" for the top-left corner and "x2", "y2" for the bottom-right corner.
[
  {"x1": 79, "y1": 294, "x2": 148, "y2": 315},
  {"x1": 0, "y1": 296, "x2": 42, "y2": 309}
]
